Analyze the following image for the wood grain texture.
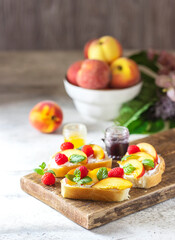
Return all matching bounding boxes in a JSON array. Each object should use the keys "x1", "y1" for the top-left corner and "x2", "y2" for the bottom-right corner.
[
  {"x1": 0, "y1": 0, "x2": 175, "y2": 50},
  {"x1": 20, "y1": 129, "x2": 175, "y2": 229}
]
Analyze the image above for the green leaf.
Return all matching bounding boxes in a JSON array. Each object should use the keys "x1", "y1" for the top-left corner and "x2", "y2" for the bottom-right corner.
[
  {"x1": 115, "y1": 72, "x2": 157, "y2": 129},
  {"x1": 121, "y1": 154, "x2": 138, "y2": 161},
  {"x1": 76, "y1": 176, "x2": 92, "y2": 185},
  {"x1": 65, "y1": 174, "x2": 92, "y2": 185},
  {"x1": 129, "y1": 51, "x2": 159, "y2": 73},
  {"x1": 148, "y1": 119, "x2": 165, "y2": 133},
  {"x1": 77, "y1": 146, "x2": 83, "y2": 150},
  {"x1": 45, "y1": 170, "x2": 56, "y2": 176},
  {"x1": 142, "y1": 159, "x2": 154, "y2": 168},
  {"x1": 169, "y1": 120, "x2": 175, "y2": 129},
  {"x1": 69, "y1": 154, "x2": 86, "y2": 163},
  {"x1": 127, "y1": 118, "x2": 149, "y2": 134},
  {"x1": 65, "y1": 174, "x2": 75, "y2": 182},
  {"x1": 123, "y1": 163, "x2": 136, "y2": 174},
  {"x1": 74, "y1": 169, "x2": 81, "y2": 177},
  {"x1": 128, "y1": 118, "x2": 165, "y2": 134},
  {"x1": 34, "y1": 168, "x2": 44, "y2": 175},
  {"x1": 39, "y1": 162, "x2": 46, "y2": 170},
  {"x1": 77, "y1": 143, "x2": 92, "y2": 150},
  {"x1": 73, "y1": 176, "x2": 81, "y2": 182},
  {"x1": 97, "y1": 167, "x2": 108, "y2": 181}
]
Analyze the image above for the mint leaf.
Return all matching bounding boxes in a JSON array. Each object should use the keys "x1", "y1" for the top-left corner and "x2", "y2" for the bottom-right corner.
[
  {"x1": 69, "y1": 154, "x2": 86, "y2": 163},
  {"x1": 97, "y1": 167, "x2": 108, "y2": 181},
  {"x1": 45, "y1": 170, "x2": 56, "y2": 176},
  {"x1": 39, "y1": 162, "x2": 46, "y2": 170},
  {"x1": 34, "y1": 168, "x2": 44, "y2": 175},
  {"x1": 77, "y1": 143, "x2": 92, "y2": 150},
  {"x1": 65, "y1": 174, "x2": 75, "y2": 182},
  {"x1": 121, "y1": 154, "x2": 138, "y2": 161},
  {"x1": 73, "y1": 176, "x2": 81, "y2": 182},
  {"x1": 74, "y1": 169, "x2": 81, "y2": 177},
  {"x1": 76, "y1": 176, "x2": 92, "y2": 185},
  {"x1": 65, "y1": 174, "x2": 92, "y2": 185},
  {"x1": 142, "y1": 159, "x2": 154, "y2": 168},
  {"x1": 77, "y1": 146, "x2": 83, "y2": 150},
  {"x1": 123, "y1": 163, "x2": 136, "y2": 174}
]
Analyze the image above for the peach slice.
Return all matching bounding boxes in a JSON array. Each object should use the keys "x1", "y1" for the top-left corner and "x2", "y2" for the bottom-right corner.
[
  {"x1": 91, "y1": 144, "x2": 105, "y2": 159},
  {"x1": 134, "y1": 152, "x2": 154, "y2": 161},
  {"x1": 88, "y1": 167, "x2": 111, "y2": 184},
  {"x1": 133, "y1": 151, "x2": 155, "y2": 170},
  {"x1": 137, "y1": 143, "x2": 157, "y2": 161},
  {"x1": 92, "y1": 177, "x2": 132, "y2": 190},
  {"x1": 119, "y1": 159, "x2": 145, "y2": 178},
  {"x1": 65, "y1": 169, "x2": 77, "y2": 186},
  {"x1": 60, "y1": 149, "x2": 87, "y2": 165}
]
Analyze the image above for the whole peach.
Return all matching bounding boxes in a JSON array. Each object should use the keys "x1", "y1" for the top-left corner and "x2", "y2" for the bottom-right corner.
[
  {"x1": 29, "y1": 101, "x2": 63, "y2": 133},
  {"x1": 76, "y1": 59, "x2": 110, "y2": 89},
  {"x1": 88, "y1": 36, "x2": 122, "y2": 64},
  {"x1": 110, "y1": 57, "x2": 140, "y2": 88},
  {"x1": 83, "y1": 39, "x2": 96, "y2": 58},
  {"x1": 67, "y1": 60, "x2": 83, "y2": 85}
]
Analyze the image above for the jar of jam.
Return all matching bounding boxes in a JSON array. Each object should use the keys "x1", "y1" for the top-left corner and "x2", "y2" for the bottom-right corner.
[
  {"x1": 63, "y1": 123, "x2": 87, "y2": 149},
  {"x1": 104, "y1": 126, "x2": 129, "y2": 160}
]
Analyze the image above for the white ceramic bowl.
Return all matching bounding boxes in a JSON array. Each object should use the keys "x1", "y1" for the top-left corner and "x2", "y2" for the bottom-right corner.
[{"x1": 64, "y1": 79, "x2": 142, "y2": 121}]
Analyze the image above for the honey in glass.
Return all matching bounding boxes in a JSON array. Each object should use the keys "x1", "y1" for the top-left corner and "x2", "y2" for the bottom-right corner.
[{"x1": 63, "y1": 123, "x2": 87, "y2": 148}]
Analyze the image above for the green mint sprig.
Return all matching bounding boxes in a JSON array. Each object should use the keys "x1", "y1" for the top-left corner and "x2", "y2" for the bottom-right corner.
[
  {"x1": 77, "y1": 143, "x2": 92, "y2": 150},
  {"x1": 121, "y1": 154, "x2": 138, "y2": 162},
  {"x1": 142, "y1": 159, "x2": 154, "y2": 168},
  {"x1": 34, "y1": 162, "x2": 56, "y2": 176},
  {"x1": 123, "y1": 163, "x2": 136, "y2": 174},
  {"x1": 69, "y1": 154, "x2": 86, "y2": 163},
  {"x1": 77, "y1": 176, "x2": 92, "y2": 185},
  {"x1": 97, "y1": 167, "x2": 108, "y2": 181},
  {"x1": 65, "y1": 173, "x2": 92, "y2": 185}
]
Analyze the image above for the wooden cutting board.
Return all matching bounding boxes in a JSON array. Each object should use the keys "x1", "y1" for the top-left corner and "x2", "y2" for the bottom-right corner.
[{"x1": 20, "y1": 129, "x2": 175, "y2": 229}]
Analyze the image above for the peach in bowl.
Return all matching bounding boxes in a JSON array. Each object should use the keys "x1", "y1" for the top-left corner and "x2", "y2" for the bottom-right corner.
[{"x1": 65, "y1": 36, "x2": 142, "y2": 121}]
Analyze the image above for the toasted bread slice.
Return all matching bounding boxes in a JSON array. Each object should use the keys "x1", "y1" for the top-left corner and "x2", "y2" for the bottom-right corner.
[
  {"x1": 120, "y1": 155, "x2": 165, "y2": 189},
  {"x1": 48, "y1": 157, "x2": 112, "y2": 177},
  {"x1": 61, "y1": 169, "x2": 132, "y2": 202},
  {"x1": 61, "y1": 180, "x2": 131, "y2": 202}
]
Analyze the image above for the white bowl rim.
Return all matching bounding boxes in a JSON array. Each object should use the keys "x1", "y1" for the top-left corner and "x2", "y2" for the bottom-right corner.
[{"x1": 64, "y1": 78, "x2": 142, "y2": 93}]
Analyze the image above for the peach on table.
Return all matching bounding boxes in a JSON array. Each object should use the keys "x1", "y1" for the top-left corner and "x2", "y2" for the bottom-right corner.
[{"x1": 29, "y1": 100, "x2": 63, "y2": 133}]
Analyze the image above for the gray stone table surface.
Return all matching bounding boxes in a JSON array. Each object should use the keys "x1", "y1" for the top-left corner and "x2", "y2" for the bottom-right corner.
[{"x1": 0, "y1": 52, "x2": 175, "y2": 240}]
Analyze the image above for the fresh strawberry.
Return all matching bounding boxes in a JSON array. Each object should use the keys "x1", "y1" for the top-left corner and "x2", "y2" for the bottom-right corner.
[
  {"x1": 41, "y1": 172, "x2": 55, "y2": 185},
  {"x1": 55, "y1": 153, "x2": 68, "y2": 165},
  {"x1": 60, "y1": 142, "x2": 74, "y2": 151},
  {"x1": 127, "y1": 145, "x2": 140, "y2": 154},
  {"x1": 82, "y1": 145, "x2": 94, "y2": 157},
  {"x1": 108, "y1": 167, "x2": 124, "y2": 178},
  {"x1": 75, "y1": 166, "x2": 88, "y2": 179}
]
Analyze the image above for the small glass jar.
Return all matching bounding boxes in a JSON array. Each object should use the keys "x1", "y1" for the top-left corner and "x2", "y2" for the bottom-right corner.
[
  {"x1": 104, "y1": 126, "x2": 129, "y2": 160},
  {"x1": 63, "y1": 123, "x2": 87, "y2": 148}
]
